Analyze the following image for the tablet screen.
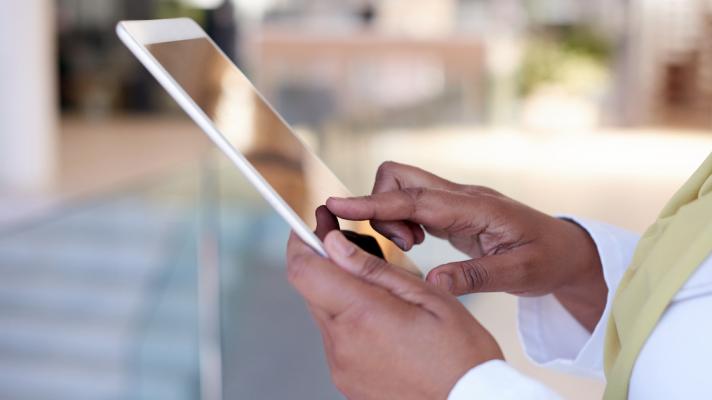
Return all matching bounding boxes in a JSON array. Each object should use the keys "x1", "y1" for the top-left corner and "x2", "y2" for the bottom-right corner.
[{"x1": 146, "y1": 38, "x2": 418, "y2": 274}]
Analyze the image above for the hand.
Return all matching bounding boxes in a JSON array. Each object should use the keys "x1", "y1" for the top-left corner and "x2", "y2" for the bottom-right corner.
[
  {"x1": 326, "y1": 162, "x2": 606, "y2": 331},
  {"x1": 286, "y1": 208, "x2": 503, "y2": 400}
]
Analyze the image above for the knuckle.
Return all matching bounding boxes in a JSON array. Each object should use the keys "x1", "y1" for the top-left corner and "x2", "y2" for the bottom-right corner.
[
  {"x1": 401, "y1": 187, "x2": 426, "y2": 216},
  {"x1": 459, "y1": 260, "x2": 491, "y2": 292},
  {"x1": 374, "y1": 161, "x2": 401, "y2": 191},
  {"x1": 361, "y1": 256, "x2": 387, "y2": 280},
  {"x1": 402, "y1": 186, "x2": 426, "y2": 201},
  {"x1": 377, "y1": 160, "x2": 398, "y2": 175},
  {"x1": 468, "y1": 185, "x2": 501, "y2": 196}
]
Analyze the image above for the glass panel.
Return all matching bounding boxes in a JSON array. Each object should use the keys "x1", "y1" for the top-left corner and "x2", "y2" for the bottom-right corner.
[
  {"x1": 212, "y1": 155, "x2": 343, "y2": 399},
  {"x1": 0, "y1": 155, "x2": 348, "y2": 399},
  {"x1": 0, "y1": 169, "x2": 202, "y2": 400}
]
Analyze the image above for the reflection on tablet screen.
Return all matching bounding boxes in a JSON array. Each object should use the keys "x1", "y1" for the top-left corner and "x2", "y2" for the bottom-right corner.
[{"x1": 147, "y1": 38, "x2": 419, "y2": 275}]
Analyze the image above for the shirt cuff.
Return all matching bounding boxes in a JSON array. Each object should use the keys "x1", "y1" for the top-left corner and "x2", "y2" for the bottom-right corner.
[
  {"x1": 517, "y1": 217, "x2": 639, "y2": 378},
  {"x1": 448, "y1": 360, "x2": 563, "y2": 400}
]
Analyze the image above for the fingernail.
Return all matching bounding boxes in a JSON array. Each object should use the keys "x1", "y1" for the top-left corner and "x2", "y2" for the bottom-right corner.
[
  {"x1": 391, "y1": 237, "x2": 407, "y2": 251},
  {"x1": 331, "y1": 232, "x2": 356, "y2": 257},
  {"x1": 437, "y1": 273, "x2": 454, "y2": 291}
]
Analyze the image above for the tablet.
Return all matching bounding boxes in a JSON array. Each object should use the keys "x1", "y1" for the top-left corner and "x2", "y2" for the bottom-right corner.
[{"x1": 117, "y1": 18, "x2": 420, "y2": 275}]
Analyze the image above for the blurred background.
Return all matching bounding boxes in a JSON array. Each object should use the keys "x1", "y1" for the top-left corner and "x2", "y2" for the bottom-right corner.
[{"x1": 0, "y1": 0, "x2": 711, "y2": 399}]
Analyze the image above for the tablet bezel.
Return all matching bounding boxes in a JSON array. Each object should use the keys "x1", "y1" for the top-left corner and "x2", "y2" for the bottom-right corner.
[{"x1": 117, "y1": 18, "x2": 328, "y2": 257}]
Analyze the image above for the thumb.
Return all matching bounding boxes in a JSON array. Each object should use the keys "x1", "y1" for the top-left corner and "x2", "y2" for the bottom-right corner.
[
  {"x1": 324, "y1": 230, "x2": 431, "y2": 305},
  {"x1": 426, "y1": 254, "x2": 521, "y2": 296}
]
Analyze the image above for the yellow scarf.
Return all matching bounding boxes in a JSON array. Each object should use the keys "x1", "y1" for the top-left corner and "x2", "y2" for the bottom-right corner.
[{"x1": 603, "y1": 153, "x2": 712, "y2": 399}]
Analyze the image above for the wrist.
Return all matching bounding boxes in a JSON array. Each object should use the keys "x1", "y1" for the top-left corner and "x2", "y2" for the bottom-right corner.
[
  {"x1": 442, "y1": 328, "x2": 504, "y2": 398},
  {"x1": 444, "y1": 351, "x2": 504, "y2": 400},
  {"x1": 552, "y1": 218, "x2": 607, "y2": 332}
]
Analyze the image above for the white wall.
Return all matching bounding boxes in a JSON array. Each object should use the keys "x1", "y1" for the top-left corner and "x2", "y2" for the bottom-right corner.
[{"x1": 0, "y1": 1, "x2": 57, "y2": 192}]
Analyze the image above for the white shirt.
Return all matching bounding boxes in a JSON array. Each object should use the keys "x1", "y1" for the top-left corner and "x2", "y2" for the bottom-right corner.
[{"x1": 448, "y1": 218, "x2": 712, "y2": 399}]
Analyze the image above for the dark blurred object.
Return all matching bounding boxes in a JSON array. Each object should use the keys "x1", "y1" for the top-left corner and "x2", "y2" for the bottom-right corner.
[
  {"x1": 342, "y1": 230, "x2": 385, "y2": 259},
  {"x1": 56, "y1": 0, "x2": 240, "y2": 115},
  {"x1": 57, "y1": 0, "x2": 160, "y2": 113},
  {"x1": 357, "y1": 2, "x2": 376, "y2": 27},
  {"x1": 658, "y1": 10, "x2": 712, "y2": 128},
  {"x1": 205, "y1": 1, "x2": 240, "y2": 65},
  {"x1": 664, "y1": 55, "x2": 697, "y2": 106}
]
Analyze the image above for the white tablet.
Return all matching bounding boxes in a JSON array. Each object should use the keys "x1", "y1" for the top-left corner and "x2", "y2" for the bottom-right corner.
[{"x1": 117, "y1": 18, "x2": 420, "y2": 275}]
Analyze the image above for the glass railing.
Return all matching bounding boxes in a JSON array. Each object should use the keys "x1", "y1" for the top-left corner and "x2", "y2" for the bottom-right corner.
[{"x1": 0, "y1": 153, "x2": 342, "y2": 400}]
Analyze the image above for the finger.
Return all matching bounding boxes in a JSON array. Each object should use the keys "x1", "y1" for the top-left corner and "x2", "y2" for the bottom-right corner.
[
  {"x1": 368, "y1": 219, "x2": 425, "y2": 251},
  {"x1": 327, "y1": 188, "x2": 490, "y2": 236},
  {"x1": 327, "y1": 189, "x2": 472, "y2": 250},
  {"x1": 372, "y1": 161, "x2": 460, "y2": 194},
  {"x1": 370, "y1": 219, "x2": 414, "y2": 251},
  {"x1": 315, "y1": 205, "x2": 339, "y2": 240},
  {"x1": 287, "y1": 232, "x2": 380, "y2": 317},
  {"x1": 407, "y1": 221, "x2": 426, "y2": 244},
  {"x1": 324, "y1": 230, "x2": 441, "y2": 311},
  {"x1": 367, "y1": 162, "x2": 455, "y2": 250},
  {"x1": 425, "y1": 253, "x2": 523, "y2": 295}
]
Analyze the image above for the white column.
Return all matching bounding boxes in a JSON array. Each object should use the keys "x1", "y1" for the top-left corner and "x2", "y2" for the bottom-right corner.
[{"x1": 0, "y1": 1, "x2": 57, "y2": 192}]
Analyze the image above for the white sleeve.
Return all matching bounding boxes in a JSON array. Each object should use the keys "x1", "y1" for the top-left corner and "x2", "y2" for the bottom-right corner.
[
  {"x1": 448, "y1": 360, "x2": 563, "y2": 400},
  {"x1": 446, "y1": 218, "x2": 638, "y2": 399},
  {"x1": 517, "y1": 217, "x2": 640, "y2": 378}
]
